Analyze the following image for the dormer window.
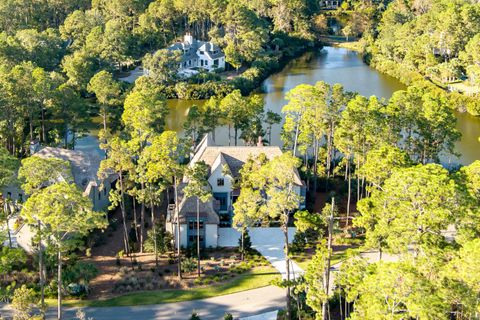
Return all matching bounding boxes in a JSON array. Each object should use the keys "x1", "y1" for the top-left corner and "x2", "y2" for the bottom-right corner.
[{"x1": 217, "y1": 178, "x2": 225, "y2": 186}]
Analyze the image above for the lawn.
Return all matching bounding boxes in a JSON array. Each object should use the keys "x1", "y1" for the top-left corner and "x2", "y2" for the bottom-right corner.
[{"x1": 50, "y1": 266, "x2": 280, "y2": 308}]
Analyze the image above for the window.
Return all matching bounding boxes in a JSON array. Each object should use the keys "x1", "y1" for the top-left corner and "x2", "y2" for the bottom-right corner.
[
  {"x1": 200, "y1": 60, "x2": 204, "y2": 66},
  {"x1": 189, "y1": 236, "x2": 204, "y2": 242},
  {"x1": 18, "y1": 194, "x2": 23, "y2": 202},
  {"x1": 205, "y1": 60, "x2": 208, "y2": 66},
  {"x1": 217, "y1": 178, "x2": 224, "y2": 186},
  {"x1": 104, "y1": 188, "x2": 107, "y2": 196},
  {"x1": 7, "y1": 192, "x2": 11, "y2": 199},
  {"x1": 98, "y1": 192, "x2": 101, "y2": 200},
  {"x1": 200, "y1": 50, "x2": 204, "y2": 55},
  {"x1": 188, "y1": 220, "x2": 204, "y2": 230}
]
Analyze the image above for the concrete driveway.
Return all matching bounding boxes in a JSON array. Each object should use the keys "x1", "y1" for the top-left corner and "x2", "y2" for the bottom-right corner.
[{"x1": 249, "y1": 228, "x2": 304, "y2": 280}]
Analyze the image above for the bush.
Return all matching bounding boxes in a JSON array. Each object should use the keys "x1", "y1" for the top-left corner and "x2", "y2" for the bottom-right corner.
[
  {"x1": 144, "y1": 223, "x2": 173, "y2": 255},
  {"x1": 11, "y1": 285, "x2": 38, "y2": 320},
  {"x1": 224, "y1": 313, "x2": 233, "y2": 320},
  {"x1": 190, "y1": 312, "x2": 201, "y2": 320},
  {"x1": 181, "y1": 257, "x2": 197, "y2": 273}
]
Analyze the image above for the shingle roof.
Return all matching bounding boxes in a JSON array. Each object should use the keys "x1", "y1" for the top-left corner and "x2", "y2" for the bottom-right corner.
[
  {"x1": 173, "y1": 183, "x2": 220, "y2": 224},
  {"x1": 168, "y1": 37, "x2": 224, "y2": 62},
  {"x1": 191, "y1": 137, "x2": 304, "y2": 186},
  {"x1": 35, "y1": 147, "x2": 103, "y2": 190}
]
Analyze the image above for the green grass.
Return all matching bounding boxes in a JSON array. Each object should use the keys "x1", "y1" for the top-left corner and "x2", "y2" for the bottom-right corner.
[{"x1": 49, "y1": 266, "x2": 280, "y2": 308}]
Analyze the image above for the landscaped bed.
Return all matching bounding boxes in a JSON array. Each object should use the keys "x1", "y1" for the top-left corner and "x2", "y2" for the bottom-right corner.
[{"x1": 52, "y1": 248, "x2": 280, "y2": 308}]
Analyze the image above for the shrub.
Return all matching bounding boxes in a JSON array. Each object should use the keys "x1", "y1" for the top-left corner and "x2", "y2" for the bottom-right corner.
[
  {"x1": 63, "y1": 262, "x2": 98, "y2": 287},
  {"x1": 224, "y1": 313, "x2": 233, "y2": 320},
  {"x1": 11, "y1": 285, "x2": 38, "y2": 320},
  {"x1": 144, "y1": 223, "x2": 173, "y2": 254},
  {"x1": 181, "y1": 257, "x2": 197, "y2": 273},
  {"x1": 190, "y1": 312, "x2": 201, "y2": 320}
]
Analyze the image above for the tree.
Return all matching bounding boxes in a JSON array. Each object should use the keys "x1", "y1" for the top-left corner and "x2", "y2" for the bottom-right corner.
[
  {"x1": 183, "y1": 105, "x2": 203, "y2": 147},
  {"x1": 183, "y1": 161, "x2": 212, "y2": 277},
  {"x1": 304, "y1": 242, "x2": 329, "y2": 320},
  {"x1": 18, "y1": 156, "x2": 72, "y2": 195},
  {"x1": 143, "y1": 49, "x2": 182, "y2": 84},
  {"x1": 62, "y1": 50, "x2": 98, "y2": 92},
  {"x1": 220, "y1": 90, "x2": 264, "y2": 146},
  {"x1": 18, "y1": 155, "x2": 72, "y2": 307},
  {"x1": 0, "y1": 147, "x2": 18, "y2": 190},
  {"x1": 254, "y1": 153, "x2": 303, "y2": 319},
  {"x1": 264, "y1": 110, "x2": 282, "y2": 145},
  {"x1": 348, "y1": 262, "x2": 447, "y2": 320},
  {"x1": 11, "y1": 285, "x2": 39, "y2": 320},
  {"x1": 356, "y1": 164, "x2": 457, "y2": 258},
  {"x1": 87, "y1": 71, "x2": 123, "y2": 135},
  {"x1": 21, "y1": 182, "x2": 106, "y2": 320},
  {"x1": 232, "y1": 187, "x2": 263, "y2": 260},
  {"x1": 141, "y1": 131, "x2": 186, "y2": 279},
  {"x1": 359, "y1": 145, "x2": 410, "y2": 191},
  {"x1": 98, "y1": 136, "x2": 135, "y2": 255}
]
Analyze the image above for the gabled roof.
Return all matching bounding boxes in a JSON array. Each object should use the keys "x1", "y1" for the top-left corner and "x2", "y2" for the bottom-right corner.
[
  {"x1": 35, "y1": 147, "x2": 103, "y2": 191},
  {"x1": 168, "y1": 36, "x2": 225, "y2": 62},
  {"x1": 191, "y1": 135, "x2": 304, "y2": 186}
]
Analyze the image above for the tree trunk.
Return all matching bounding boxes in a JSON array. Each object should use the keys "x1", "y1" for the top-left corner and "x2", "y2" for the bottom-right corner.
[
  {"x1": 323, "y1": 200, "x2": 334, "y2": 320},
  {"x1": 133, "y1": 198, "x2": 139, "y2": 251},
  {"x1": 38, "y1": 222, "x2": 45, "y2": 308},
  {"x1": 283, "y1": 213, "x2": 291, "y2": 320},
  {"x1": 241, "y1": 229, "x2": 245, "y2": 261},
  {"x1": 41, "y1": 108, "x2": 46, "y2": 143},
  {"x1": 57, "y1": 249, "x2": 62, "y2": 320},
  {"x1": 6, "y1": 218, "x2": 12, "y2": 248},
  {"x1": 196, "y1": 198, "x2": 201, "y2": 277},
  {"x1": 228, "y1": 124, "x2": 231, "y2": 146},
  {"x1": 234, "y1": 127, "x2": 238, "y2": 146},
  {"x1": 140, "y1": 183, "x2": 146, "y2": 253},
  {"x1": 346, "y1": 159, "x2": 351, "y2": 230},
  {"x1": 356, "y1": 158, "x2": 360, "y2": 203},
  {"x1": 293, "y1": 122, "x2": 300, "y2": 157},
  {"x1": 313, "y1": 138, "x2": 319, "y2": 195},
  {"x1": 119, "y1": 174, "x2": 129, "y2": 254},
  {"x1": 151, "y1": 200, "x2": 158, "y2": 268},
  {"x1": 174, "y1": 177, "x2": 182, "y2": 279}
]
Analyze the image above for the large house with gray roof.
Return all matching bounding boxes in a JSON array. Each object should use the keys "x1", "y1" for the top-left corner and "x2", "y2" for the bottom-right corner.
[
  {"x1": 2, "y1": 146, "x2": 116, "y2": 252},
  {"x1": 168, "y1": 34, "x2": 226, "y2": 74},
  {"x1": 166, "y1": 135, "x2": 306, "y2": 249}
]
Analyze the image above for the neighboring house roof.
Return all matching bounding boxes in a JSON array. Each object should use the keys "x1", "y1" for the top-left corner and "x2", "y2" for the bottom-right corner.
[
  {"x1": 35, "y1": 147, "x2": 105, "y2": 195},
  {"x1": 168, "y1": 35, "x2": 224, "y2": 63}
]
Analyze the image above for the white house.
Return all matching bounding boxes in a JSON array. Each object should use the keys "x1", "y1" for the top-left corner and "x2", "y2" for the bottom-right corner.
[
  {"x1": 166, "y1": 135, "x2": 306, "y2": 249},
  {"x1": 2, "y1": 146, "x2": 116, "y2": 252},
  {"x1": 168, "y1": 34, "x2": 226, "y2": 74}
]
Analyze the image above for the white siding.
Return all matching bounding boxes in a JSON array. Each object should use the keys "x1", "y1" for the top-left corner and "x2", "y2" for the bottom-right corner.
[{"x1": 205, "y1": 224, "x2": 218, "y2": 248}]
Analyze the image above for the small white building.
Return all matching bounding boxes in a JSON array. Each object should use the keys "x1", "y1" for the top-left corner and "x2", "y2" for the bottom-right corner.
[
  {"x1": 168, "y1": 34, "x2": 226, "y2": 74},
  {"x1": 166, "y1": 135, "x2": 306, "y2": 249},
  {"x1": 2, "y1": 146, "x2": 116, "y2": 252}
]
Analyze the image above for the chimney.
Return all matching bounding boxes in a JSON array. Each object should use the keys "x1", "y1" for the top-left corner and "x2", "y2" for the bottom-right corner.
[
  {"x1": 184, "y1": 33, "x2": 193, "y2": 45},
  {"x1": 257, "y1": 136, "x2": 264, "y2": 147}
]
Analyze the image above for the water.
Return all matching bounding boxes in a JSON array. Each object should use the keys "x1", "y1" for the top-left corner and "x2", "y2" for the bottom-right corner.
[{"x1": 79, "y1": 47, "x2": 480, "y2": 166}]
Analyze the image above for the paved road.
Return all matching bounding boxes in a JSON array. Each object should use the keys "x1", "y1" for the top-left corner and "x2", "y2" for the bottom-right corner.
[{"x1": 1, "y1": 286, "x2": 285, "y2": 320}]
